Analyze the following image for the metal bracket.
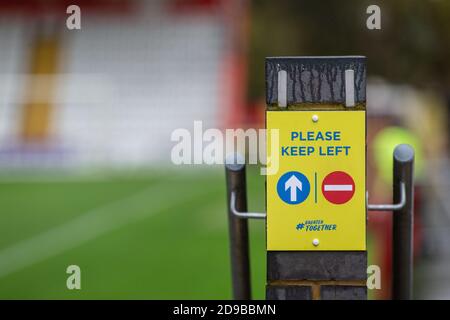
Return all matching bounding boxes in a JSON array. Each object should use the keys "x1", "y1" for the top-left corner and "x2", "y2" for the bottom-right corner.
[
  {"x1": 230, "y1": 181, "x2": 406, "y2": 218},
  {"x1": 367, "y1": 182, "x2": 406, "y2": 211},
  {"x1": 230, "y1": 191, "x2": 266, "y2": 219}
]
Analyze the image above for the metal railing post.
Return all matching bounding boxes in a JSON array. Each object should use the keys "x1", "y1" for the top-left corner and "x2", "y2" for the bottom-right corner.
[
  {"x1": 392, "y1": 144, "x2": 415, "y2": 300},
  {"x1": 225, "y1": 161, "x2": 251, "y2": 300}
]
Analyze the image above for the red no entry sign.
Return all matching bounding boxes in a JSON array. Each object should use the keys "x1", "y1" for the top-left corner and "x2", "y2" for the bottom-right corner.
[{"x1": 322, "y1": 171, "x2": 355, "y2": 204}]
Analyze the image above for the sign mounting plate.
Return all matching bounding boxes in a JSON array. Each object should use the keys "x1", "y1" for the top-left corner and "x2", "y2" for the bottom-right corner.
[{"x1": 266, "y1": 110, "x2": 366, "y2": 251}]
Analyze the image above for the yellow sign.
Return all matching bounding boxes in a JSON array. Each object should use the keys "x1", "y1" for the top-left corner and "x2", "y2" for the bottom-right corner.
[{"x1": 266, "y1": 110, "x2": 366, "y2": 251}]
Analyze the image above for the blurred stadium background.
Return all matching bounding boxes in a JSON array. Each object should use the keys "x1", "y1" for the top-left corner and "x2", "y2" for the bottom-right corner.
[{"x1": 0, "y1": 0, "x2": 449, "y2": 299}]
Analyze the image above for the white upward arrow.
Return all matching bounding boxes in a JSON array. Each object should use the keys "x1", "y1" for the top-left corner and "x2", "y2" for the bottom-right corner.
[{"x1": 285, "y1": 175, "x2": 302, "y2": 202}]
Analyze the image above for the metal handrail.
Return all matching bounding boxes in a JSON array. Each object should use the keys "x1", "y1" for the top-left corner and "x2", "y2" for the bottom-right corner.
[
  {"x1": 225, "y1": 143, "x2": 414, "y2": 300},
  {"x1": 229, "y1": 181, "x2": 407, "y2": 219}
]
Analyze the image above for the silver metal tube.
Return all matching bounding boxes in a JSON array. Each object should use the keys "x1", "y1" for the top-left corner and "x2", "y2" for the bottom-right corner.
[
  {"x1": 367, "y1": 182, "x2": 406, "y2": 211},
  {"x1": 230, "y1": 192, "x2": 266, "y2": 219}
]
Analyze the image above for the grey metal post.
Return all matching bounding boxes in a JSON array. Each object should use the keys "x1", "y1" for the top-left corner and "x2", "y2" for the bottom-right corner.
[
  {"x1": 225, "y1": 162, "x2": 251, "y2": 300},
  {"x1": 392, "y1": 144, "x2": 415, "y2": 300}
]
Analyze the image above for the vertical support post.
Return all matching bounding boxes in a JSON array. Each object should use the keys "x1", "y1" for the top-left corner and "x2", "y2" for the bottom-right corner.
[
  {"x1": 392, "y1": 144, "x2": 415, "y2": 300},
  {"x1": 265, "y1": 57, "x2": 367, "y2": 300},
  {"x1": 225, "y1": 161, "x2": 251, "y2": 300}
]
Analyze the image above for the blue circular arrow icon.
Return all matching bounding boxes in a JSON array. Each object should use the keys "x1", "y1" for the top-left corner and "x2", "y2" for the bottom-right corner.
[{"x1": 277, "y1": 171, "x2": 310, "y2": 205}]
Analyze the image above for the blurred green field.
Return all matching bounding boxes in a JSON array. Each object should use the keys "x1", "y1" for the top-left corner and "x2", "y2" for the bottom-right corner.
[{"x1": 0, "y1": 167, "x2": 266, "y2": 299}]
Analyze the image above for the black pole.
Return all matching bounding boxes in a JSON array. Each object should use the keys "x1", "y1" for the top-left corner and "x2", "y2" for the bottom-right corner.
[
  {"x1": 225, "y1": 161, "x2": 251, "y2": 300},
  {"x1": 392, "y1": 144, "x2": 415, "y2": 300}
]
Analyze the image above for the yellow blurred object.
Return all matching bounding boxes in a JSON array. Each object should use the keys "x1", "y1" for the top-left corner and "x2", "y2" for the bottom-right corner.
[
  {"x1": 21, "y1": 35, "x2": 60, "y2": 142},
  {"x1": 373, "y1": 126, "x2": 424, "y2": 184}
]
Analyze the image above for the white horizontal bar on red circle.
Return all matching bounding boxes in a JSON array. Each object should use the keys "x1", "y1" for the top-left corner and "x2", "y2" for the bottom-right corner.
[{"x1": 324, "y1": 184, "x2": 353, "y2": 191}]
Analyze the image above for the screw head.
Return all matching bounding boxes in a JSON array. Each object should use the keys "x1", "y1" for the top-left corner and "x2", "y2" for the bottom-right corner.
[
  {"x1": 312, "y1": 238, "x2": 320, "y2": 246},
  {"x1": 312, "y1": 115, "x2": 319, "y2": 122}
]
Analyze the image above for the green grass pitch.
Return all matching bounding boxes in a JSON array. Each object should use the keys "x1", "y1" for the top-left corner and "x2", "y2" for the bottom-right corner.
[{"x1": 0, "y1": 167, "x2": 266, "y2": 299}]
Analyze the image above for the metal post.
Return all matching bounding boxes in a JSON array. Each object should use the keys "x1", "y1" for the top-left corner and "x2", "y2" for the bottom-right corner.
[
  {"x1": 392, "y1": 144, "x2": 415, "y2": 300},
  {"x1": 225, "y1": 161, "x2": 251, "y2": 300}
]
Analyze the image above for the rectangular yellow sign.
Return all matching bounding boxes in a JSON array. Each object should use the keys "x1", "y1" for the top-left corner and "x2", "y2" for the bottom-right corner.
[{"x1": 266, "y1": 110, "x2": 366, "y2": 251}]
